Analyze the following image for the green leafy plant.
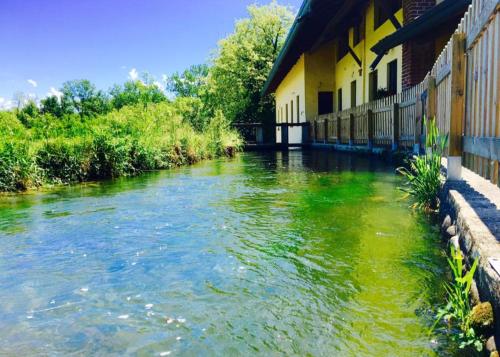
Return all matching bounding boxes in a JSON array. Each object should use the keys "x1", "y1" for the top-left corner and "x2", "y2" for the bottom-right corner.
[
  {"x1": 432, "y1": 246, "x2": 482, "y2": 352},
  {"x1": 398, "y1": 118, "x2": 448, "y2": 211}
]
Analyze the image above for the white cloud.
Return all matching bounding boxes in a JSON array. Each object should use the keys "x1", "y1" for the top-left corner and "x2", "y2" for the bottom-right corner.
[
  {"x1": 153, "y1": 81, "x2": 165, "y2": 92},
  {"x1": 27, "y1": 79, "x2": 38, "y2": 88},
  {"x1": 128, "y1": 68, "x2": 139, "y2": 81},
  {"x1": 0, "y1": 97, "x2": 15, "y2": 110},
  {"x1": 47, "y1": 87, "x2": 63, "y2": 102},
  {"x1": 162, "y1": 74, "x2": 168, "y2": 82}
]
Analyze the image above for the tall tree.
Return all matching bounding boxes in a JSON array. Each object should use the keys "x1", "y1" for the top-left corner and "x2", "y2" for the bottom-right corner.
[
  {"x1": 209, "y1": 2, "x2": 294, "y2": 124},
  {"x1": 167, "y1": 64, "x2": 209, "y2": 98},
  {"x1": 109, "y1": 80, "x2": 166, "y2": 110},
  {"x1": 61, "y1": 80, "x2": 110, "y2": 117}
]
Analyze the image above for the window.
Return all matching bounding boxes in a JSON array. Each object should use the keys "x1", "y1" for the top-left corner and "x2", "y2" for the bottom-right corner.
[
  {"x1": 290, "y1": 100, "x2": 294, "y2": 123},
  {"x1": 337, "y1": 30, "x2": 349, "y2": 62},
  {"x1": 285, "y1": 104, "x2": 289, "y2": 123},
  {"x1": 350, "y1": 81, "x2": 357, "y2": 108},
  {"x1": 374, "y1": 0, "x2": 401, "y2": 29},
  {"x1": 296, "y1": 95, "x2": 300, "y2": 122},
  {"x1": 387, "y1": 59, "x2": 398, "y2": 95},
  {"x1": 337, "y1": 88, "x2": 343, "y2": 111},
  {"x1": 318, "y1": 92, "x2": 333, "y2": 115},
  {"x1": 353, "y1": 19, "x2": 363, "y2": 46},
  {"x1": 369, "y1": 70, "x2": 378, "y2": 101}
]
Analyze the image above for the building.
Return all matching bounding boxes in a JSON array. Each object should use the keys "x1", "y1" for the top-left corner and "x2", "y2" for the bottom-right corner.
[{"x1": 262, "y1": 0, "x2": 471, "y2": 144}]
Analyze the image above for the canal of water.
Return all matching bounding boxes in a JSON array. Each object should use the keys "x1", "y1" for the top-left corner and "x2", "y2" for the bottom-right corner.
[{"x1": 0, "y1": 150, "x2": 456, "y2": 356}]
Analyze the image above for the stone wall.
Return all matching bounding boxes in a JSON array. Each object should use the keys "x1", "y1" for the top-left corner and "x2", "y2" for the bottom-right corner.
[{"x1": 440, "y1": 174, "x2": 500, "y2": 351}]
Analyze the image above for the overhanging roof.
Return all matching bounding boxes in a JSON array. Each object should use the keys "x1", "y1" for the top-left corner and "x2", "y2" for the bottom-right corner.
[
  {"x1": 262, "y1": 0, "x2": 357, "y2": 96},
  {"x1": 371, "y1": 0, "x2": 471, "y2": 58}
]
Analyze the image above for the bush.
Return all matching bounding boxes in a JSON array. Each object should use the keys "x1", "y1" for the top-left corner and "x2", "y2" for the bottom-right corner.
[
  {"x1": 36, "y1": 138, "x2": 92, "y2": 183},
  {"x1": 0, "y1": 102, "x2": 241, "y2": 192},
  {"x1": 398, "y1": 118, "x2": 447, "y2": 211},
  {"x1": 0, "y1": 142, "x2": 41, "y2": 191}
]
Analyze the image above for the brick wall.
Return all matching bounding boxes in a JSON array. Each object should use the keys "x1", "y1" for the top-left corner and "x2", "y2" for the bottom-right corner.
[{"x1": 402, "y1": 0, "x2": 436, "y2": 89}]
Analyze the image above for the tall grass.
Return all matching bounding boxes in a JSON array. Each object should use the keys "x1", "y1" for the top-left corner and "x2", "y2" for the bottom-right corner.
[
  {"x1": 432, "y1": 247, "x2": 482, "y2": 352},
  {"x1": 0, "y1": 102, "x2": 241, "y2": 192},
  {"x1": 398, "y1": 118, "x2": 448, "y2": 211}
]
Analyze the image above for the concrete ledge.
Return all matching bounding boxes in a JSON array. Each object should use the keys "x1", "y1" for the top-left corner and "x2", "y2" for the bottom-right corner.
[{"x1": 441, "y1": 166, "x2": 500, "y2": 340}]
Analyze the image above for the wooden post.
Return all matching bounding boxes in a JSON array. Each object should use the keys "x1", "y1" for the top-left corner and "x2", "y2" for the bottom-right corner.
[
  {"x1": 392, "y1": 103, "x2": 400, "y2": 151},
  {"x1": 427, "y1": 76, "x2": 437, "y2": 121},
  {"x1": 314, "y1": 119, "x2": 318, "y2": 143},
  {"x1": 448, "y1": 33, "x2": 466, "y2": 180},
  {"x1": 367, "y1": 109, "x2": 374, "y2": 150},
  {"x1": 414, "y1": 93, "x2": 423, "y2": 154},
  {"x1": 324, "y1": 119, "x2": 328, "y2": 144},
  {"x1": 337, "y1": 116, "x2": 341, "y2": 144},
  {"x1": 349, "y1": 113, "x2": 355, "y2": 146}
]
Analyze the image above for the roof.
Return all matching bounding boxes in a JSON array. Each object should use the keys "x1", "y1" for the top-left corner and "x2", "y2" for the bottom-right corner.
[
  {"x1": 262, "y1": 0, "x2": 362, "y2": 95},
  {"x1": 371, "y1": 0, "x2": 471, "y2": 59}
]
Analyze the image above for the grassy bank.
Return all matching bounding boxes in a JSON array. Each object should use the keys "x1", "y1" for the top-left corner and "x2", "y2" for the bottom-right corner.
[{"x1": 0, "y1": 103, "x2": 241, "y2": 192}]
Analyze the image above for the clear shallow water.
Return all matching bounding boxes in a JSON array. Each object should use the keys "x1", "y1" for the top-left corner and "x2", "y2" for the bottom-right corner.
[{"x1": 0, "y1": 151, "x2": 453, "y2": 356}]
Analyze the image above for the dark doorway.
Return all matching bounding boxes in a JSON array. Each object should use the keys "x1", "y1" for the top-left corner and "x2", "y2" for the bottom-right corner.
[
  {"x1": 318, "y1": 92, "x2": 333, "y2": 115},
  {"x1": 350, "y1": 81, "x2": 357, "y2": 108}
]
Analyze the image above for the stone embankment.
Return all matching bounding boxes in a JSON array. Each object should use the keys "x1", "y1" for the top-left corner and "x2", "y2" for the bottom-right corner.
[{"x1": 440, "y1": 164, "x2": 500, "y2": 356}]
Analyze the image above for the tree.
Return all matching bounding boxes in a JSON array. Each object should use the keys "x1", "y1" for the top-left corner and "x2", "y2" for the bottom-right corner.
[
  {"x1": 209, "y1": 2, "x2": 294, "y2": 124},
  {"x1": 167, "y1": 64, "x2": 209, "y2": 98},
  {"x1": 40, "y1": 95, "x2": 70, "y2": 118},
  {"x1": 16, "y1": 100, "x2": 39, "y2": 127},
  {"x1": 109, "y1": 80, "x2": 166, "y2": 110},
  {"x1": 61, "y1": 80, "x2": 110, "y2": 118}
]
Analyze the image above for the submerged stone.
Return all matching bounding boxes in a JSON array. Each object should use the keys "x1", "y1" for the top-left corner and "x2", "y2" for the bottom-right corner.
[{"x1": 470, "y1": 302, "x2": 494, "y2": 330}]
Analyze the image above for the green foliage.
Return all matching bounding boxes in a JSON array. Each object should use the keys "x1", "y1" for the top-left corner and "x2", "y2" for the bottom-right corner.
[
  {"x1": 209, "y1": 1, "x2": 294, "y2": 123},
  {"x1": 0, "y1": 102, "x2": 241, "y2": 192},
  {"x1": 61, "y1": 79, "x2": 110, "y2": 117},
  {"x1": 398, "y1": 118, "x2": 448, "y2": 211},
  {"x1": 16, "y1": 100, "x2": 40, "y2": 127},
  {"x1": 167, "y1": 64, "x2": 209, "y2": 98},
  {"x1": 432, "y1": 247, "x2": 482, "y2": 352},
  {"x1": 40, "y1": 95, "x2": 69, "y2": 118},
  {"x1": 109, "y1": 80, "x2": 167, "y2": 110},
  {"x1": 0, "y1": 142, "x2": 41, "y2": 191}
]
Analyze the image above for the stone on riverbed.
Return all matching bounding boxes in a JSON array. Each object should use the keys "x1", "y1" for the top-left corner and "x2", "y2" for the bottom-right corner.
[
  {"x1": 445, "y1": 225, "x2": 457, "y2": 238},
  {"x1": 442, "y1": 215, "x2": 452, "y2": 231},
  {"x1": 470, "y1": 302, "x2": 494, "y2": 332},
  {"x1": 448, "y1": 235, "x2": 460, "y2": 251},
  {"x1": 486, "y1": 336, "x2": 497, "y2": 354}
]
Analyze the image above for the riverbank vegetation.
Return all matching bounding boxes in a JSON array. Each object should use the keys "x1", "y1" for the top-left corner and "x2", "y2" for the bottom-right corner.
[
  {"x1": 0, "y1": 2, "x2": 294, "y2": 192},
  {"x1": 398, "y1": 119, "x2": 447, "y2": 211},
  {"x1": 432, "y1": 247, "x2": 489, "y2": 353}
]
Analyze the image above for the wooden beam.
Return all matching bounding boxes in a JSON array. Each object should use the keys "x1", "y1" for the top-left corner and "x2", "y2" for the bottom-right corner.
[
  {"x1": 463, "y1": 137, "x2": 500, "y2": 161},
  {"x1": 449, "y1": 33, "x2": 466, "y2": 157},
  {"x1": 348, "y1": 46, "x2": 362, "y2": 68},
  {"x1": 378, "y1": 1, "x2": 402, "y2": 30}
]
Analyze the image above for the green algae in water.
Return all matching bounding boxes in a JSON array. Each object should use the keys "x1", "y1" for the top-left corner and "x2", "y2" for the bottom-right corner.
[{"x1": 0, "y1": 151, "x2": 455, "y2": 356}]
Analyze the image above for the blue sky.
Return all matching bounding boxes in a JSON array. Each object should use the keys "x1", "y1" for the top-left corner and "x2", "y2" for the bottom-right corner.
[{"x1": 0, "y1": 0, "x2": 301, "y2": 108}]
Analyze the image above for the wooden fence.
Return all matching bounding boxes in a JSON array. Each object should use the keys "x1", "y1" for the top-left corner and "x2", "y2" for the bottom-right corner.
[{"x1": 311, "y1": 0, "x2": 499, "y2": 186}]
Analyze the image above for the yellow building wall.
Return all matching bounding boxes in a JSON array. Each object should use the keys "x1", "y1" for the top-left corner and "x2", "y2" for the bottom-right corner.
[
  {"x1": 304, "y1": 41, "x2": 335, "y2": 120},
  {"x1": 275, "y1": 55, "x2": 306, "y2": 124},
  {"x1": 274, "y1": 0, "x2": 405, "y2": 123},
  {"x1": 335, "y1": 3, "x2": 403, "y2": 109}
]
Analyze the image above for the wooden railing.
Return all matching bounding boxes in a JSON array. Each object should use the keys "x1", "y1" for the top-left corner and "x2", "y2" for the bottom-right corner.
[{"x1": 311, "y1": 0, "x2": 499, "y2": 186}]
